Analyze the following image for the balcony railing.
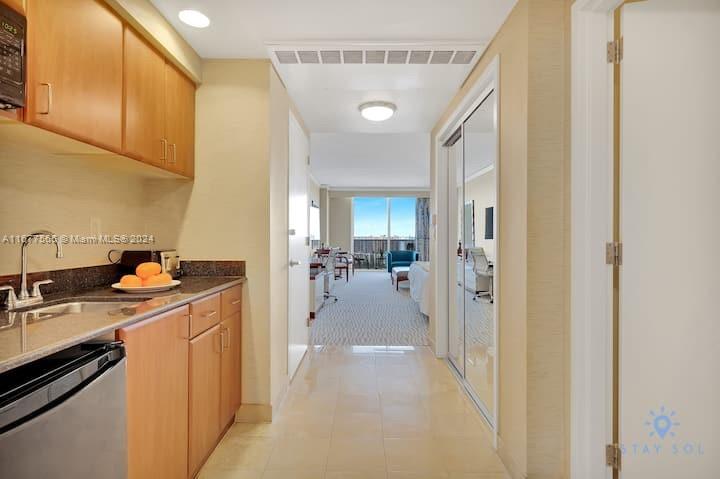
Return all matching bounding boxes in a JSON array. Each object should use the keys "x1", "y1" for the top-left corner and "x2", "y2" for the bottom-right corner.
[{"x1": 352, "y1": 237, "x2": 415, "y2": 269}]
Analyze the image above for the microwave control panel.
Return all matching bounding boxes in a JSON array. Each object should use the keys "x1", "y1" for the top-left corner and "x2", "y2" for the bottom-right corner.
[{"x1": 0, "y1": 3, "x2": 25, "y2": 109}]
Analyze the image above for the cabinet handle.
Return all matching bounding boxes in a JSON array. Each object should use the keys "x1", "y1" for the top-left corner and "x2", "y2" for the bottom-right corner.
[
  {"x1": 169, "y1": 143, "x2": 177, "y2": 164},
  {"x1": 219, "y1": 329, "x2": 226, "y2": 353},
  {"x1": 38, "y1": 83, "x2": 52, "y2": 114},
  {"x1": 202, "y1": 310, "x2": 217, "y2": 318},
  {"x1": 231, "y1": 299, "x2": 241, "y2": 305},
  {"x1": 224, "y1": 326, "x2": 231, "y2": 349},
  {"x1": 160, "y1": 139, "x2": 168, "y2": 162}
]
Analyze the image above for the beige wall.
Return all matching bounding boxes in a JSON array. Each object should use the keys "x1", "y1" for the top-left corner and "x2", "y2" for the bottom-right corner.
[
  {"x1": 0, "y1": 152, "x2": 157, "y2": 276},
  {"x1": 430, "y1": 1, "x2": 570, "y2": 477},
  {"x1": 148, "y1": 60, "x2": 274, "y2": 409},
  {"x1": 150, "y1": 60, "x2": 308, "y2": 416},
  {"x1": 328, "y1": 197, "x2": 353, "y2": 252}
]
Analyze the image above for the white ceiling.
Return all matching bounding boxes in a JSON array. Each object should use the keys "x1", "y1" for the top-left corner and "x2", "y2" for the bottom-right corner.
[
  {"x1": 269, "y1": 43, "x2": 483, "y2": 133},
  {"x1": 149, "y1": 0, "x2": 517, "y2": 59},
  {"x1": 150, "y1": 0, "x2": 515, "y2": 188},
  {"x1": 311, "y1": 133, "x2": 430, "y2": 189}
]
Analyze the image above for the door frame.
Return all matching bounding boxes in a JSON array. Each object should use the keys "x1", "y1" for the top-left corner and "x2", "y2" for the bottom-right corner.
[
  {"x1": 433, "y1": 55, "x2": 500, "y2": 442},
  {"x1": 570, "y1": 1, "x2": 623, "y2": 478}
]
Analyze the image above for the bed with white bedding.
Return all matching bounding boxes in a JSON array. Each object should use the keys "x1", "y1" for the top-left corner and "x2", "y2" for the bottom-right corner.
[{"x1": 408, "y1": 261, "x2": 431, "y2": 316}]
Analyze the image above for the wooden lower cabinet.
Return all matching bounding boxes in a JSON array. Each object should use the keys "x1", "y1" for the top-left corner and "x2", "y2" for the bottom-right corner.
[
  {"x1": 189, "y1": 324, "x2": 222, "y2": 477},
  {"x1": 220, "y1": 312, "x2": 242, "y2": 424},
  {"x1": 116, "y1": 306, "x2": 190, "y2": 479}
]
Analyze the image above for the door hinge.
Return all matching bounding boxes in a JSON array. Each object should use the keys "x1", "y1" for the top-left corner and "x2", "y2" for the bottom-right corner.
[
  {"x1": 607, "y1": 38, "x2": 623, "y2": 64},
  {"x1": 606, "y1": 242, "x2": 623, "y2": 266},
  {"x1": 606, "y1": 444, "x2": 622, "y2": 470}
]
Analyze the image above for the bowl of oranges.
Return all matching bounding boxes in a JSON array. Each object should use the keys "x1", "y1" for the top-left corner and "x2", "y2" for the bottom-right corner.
[{"x1": 112, "y1": 262, "x2": 181, "y2": 293}]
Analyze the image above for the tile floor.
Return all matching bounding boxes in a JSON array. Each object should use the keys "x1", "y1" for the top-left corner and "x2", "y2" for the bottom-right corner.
[{"x1": 199, "y1": 345, "x2": 509, "y2": 479}]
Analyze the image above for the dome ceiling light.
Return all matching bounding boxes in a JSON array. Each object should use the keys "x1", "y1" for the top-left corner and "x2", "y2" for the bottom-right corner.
[
  {"x1": 178, "y1": 10, "x2": 211, "y2": 28},
  {"x1": 359, "y1": 101, "x2": 396, "y2": 122}
]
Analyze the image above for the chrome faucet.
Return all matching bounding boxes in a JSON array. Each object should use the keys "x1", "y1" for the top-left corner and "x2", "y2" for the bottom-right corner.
[{"x1": 1, "y1": 230, "x2": 63, "y2": 310}]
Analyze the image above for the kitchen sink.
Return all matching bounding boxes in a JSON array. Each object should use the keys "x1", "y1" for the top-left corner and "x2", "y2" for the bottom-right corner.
[{"x1": 27, "y1": 301, "x2": 145, "y2": 316}]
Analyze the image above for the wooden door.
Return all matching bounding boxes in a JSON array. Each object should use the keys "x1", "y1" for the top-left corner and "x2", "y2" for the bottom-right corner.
[
  {"x1": 123, "y1": 27, "x2": 166, "y2": 166},
  {"x1": 220, "y1": 312, "x2": 242, "y2": 425},
  {"x1": 165, "y1": 62, "x2": 195, "y2": 177},
  {"x1": 189, "y1": 324, "x2": 222, "y2": 476},
  {"x1": 25, "y1": 0, "x2": 123, "y2": 152},
  {"x1": 116, "y1": 306, "x2": 190, "y2": 479}
]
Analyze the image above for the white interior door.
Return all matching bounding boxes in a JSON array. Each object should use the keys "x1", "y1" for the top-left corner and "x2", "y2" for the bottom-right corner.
[
  {"x1": 288, "y1": 111, "x2": 310, "y2": 378},
  {"x1": 619, "y1": 2, "x2": 720, "y2": 476}
]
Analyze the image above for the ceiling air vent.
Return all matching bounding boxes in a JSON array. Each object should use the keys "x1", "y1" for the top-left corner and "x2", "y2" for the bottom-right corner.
[
  {"x1": 387, "y1": 50, "x2": 409, "y2": 64},
  {"x1": 274, "y1": 48, "x2": 479, "y2": 66},
  {"x1": 297, "y1": 51, "x2": 320, "y2": 64},
  {"x1": 320, "y1": 50, "x2": 342, "y2": 64},
  {"x1": 275, "y1": 51, "x2": 298, "y2": 64},
  {"x1": 452, "y1": 51, "x2": 476, "y2": 64},
  {"x1": 365, "y1": 50, "x2": 386, "y2": 64},
  {"x1": 408, "y1": 50, "x2": 431, "y2": 64},
  {"x1": 343, "y1": 50, "x2": 363, "y2": 64},
  {"x1": 430, "y1": 51, "x2": 453, "y2": 64}
]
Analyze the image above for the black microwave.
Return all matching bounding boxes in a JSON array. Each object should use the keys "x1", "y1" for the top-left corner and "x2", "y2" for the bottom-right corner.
[{"x1": 0, "y1": 2, "x2": 25, "y2": 110}]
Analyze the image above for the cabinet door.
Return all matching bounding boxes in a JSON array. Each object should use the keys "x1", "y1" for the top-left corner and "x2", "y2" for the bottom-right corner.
[
  {"x1": 165, "y1": 63, "x2": 195, "y2": 177},
  {"x1": 116, "y1": 306, "x2": 190, "y2": 479},
  {"x1": 220, "y1": 312, "x2": 242, "y2": 424},
  {"x1": 25, "y1": 0, "x2": 123, "y2": 152},
  {"x1": 3, "y1": 0, "x2": 24, "y2": 14},
  {"x1": 123, "y1": 27, "x2": 166, "y2": 166},
  {"x1": 189, "y1": 324, "x2": 222, "y2": 476}
]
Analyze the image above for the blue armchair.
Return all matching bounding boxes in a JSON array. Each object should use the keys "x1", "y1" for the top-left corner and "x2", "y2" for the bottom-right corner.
[{"x1": 386, "y1": 250, "x2": 419, "y2": 273}]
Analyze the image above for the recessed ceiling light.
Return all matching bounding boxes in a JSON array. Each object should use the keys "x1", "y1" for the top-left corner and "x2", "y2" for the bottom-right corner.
[
  {"x1": 178, "y1": 10, "x2": 210, "y2": 28},
  {"x1": 359, "y1": 101, "x2": 396, "y2": 122}
]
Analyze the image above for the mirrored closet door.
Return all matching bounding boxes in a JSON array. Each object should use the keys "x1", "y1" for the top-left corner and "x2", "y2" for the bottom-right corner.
[{"x1": 446, "y1": 89, "x2": 498, "y2": 428}]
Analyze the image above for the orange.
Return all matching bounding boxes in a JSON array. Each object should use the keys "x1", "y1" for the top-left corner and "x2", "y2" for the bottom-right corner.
[
  {"x1": 142, "y1": 272, "x2": 173, "y2": 286},
  {"x1": 136, "y1": 262, "x2": 162, "y2": 279},
  {"x1": 120, "y1": 274, "x2": 142, "y2": 287}
]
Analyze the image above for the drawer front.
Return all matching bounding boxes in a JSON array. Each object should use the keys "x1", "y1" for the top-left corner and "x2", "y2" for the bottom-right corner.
[
  {"x1": 221, "y1": 285, "x2": 242, "y2": 318},
  {"x1": 189, "y1": 293, "x2": 221, "y2": 338}
]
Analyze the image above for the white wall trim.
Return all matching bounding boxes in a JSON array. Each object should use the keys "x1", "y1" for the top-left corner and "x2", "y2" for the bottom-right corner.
[
  {"x1": 432, "y1": 55, "x2": 500, "y2": 445},
  {"x1": 570, "y1": 1, "x2": 621, "y2": 478}
]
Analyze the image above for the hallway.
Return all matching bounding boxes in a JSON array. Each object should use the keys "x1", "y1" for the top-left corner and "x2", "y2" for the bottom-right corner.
[{"x1": 199, "y1": 345, "x2": 508, "y2": 478}]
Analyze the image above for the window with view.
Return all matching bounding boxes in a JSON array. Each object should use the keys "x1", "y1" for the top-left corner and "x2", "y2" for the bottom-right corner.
[{"x1": 353, "y1": 197, "x2": 416, "y2": 269}]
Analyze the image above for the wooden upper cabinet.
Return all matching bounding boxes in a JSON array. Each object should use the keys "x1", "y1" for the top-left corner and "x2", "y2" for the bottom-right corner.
[
  {"x1": 123, "y1": 27, "x2": 166, "y2": 166},
  {"x1": 116, "y1": 306, "x2": 190, "y2": 479},
  {"x1": 25, "y1": 0, "x2": 123, "y2": 152},
  {"x1": 220, "y1": 311, "x2": 242, "y2": 425},
  {"x1": 3, "y1": 0, "x2": 24, "y2": 14},
  {"x1": 189, "y1": 324, "x2": 222, "y2": 477},
  {"x1": 165, "y1": 62, "x2": 196, "y2": 177}
]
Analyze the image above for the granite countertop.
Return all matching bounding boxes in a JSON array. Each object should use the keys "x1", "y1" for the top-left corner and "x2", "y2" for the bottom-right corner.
[{"x1": 0, "y1": 276, "x2": 246, "y2": 373}]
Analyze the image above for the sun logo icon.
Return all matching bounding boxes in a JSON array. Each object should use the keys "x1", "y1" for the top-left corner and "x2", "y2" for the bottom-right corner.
[{"x1": 645, "y1": 406, "x2": 680, "y2": 439}]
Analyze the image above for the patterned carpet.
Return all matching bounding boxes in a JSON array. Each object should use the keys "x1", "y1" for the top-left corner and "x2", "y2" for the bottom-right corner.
[{"x1": 310, "y1": 271, "x2": 429, "y2": 346}]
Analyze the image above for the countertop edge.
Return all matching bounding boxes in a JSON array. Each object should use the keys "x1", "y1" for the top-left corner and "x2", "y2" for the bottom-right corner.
[{"x1": 0, "y1": 277, "x2": 246, "y2": 374}]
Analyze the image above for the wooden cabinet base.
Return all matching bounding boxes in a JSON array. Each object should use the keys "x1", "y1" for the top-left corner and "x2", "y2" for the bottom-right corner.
[{"x1": 117, "y1": 306, "x2": 190, "y2": 479}]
